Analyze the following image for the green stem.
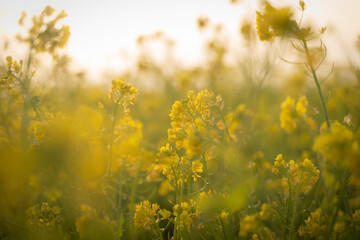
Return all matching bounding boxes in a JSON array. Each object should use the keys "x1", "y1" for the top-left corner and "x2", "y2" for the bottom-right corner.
[
  {"x1": 155, "y1": 218, "x2": 164, "y2": 240},
  {"x1": 201, "y1": 154, "x2": 229, "y2": 240},
  {"x1": 171, "y1": 164, "x2": 179, "y2": 240},
  {"x1": 216, "y1": 107, "x2": 231, "y2": 142},
  {"x1": 289, "y1": 190, "x2": 299, "y2": 240},
  {"x1": 148, "y1": 215, "x2": 164, "y2": 240},
  {"x1": 327, "y1": 168, "x2": 350, "y2": 238},
  {"x1": 180, "y1": 169, "x2": 185, "y2": 203},
  {"x1": 108, "y1": 99, "x2": 120, "y2": 183},
  {"x1": 283, "y1": 180, "x2": 292, "y2": 240},
  {"x1": 302, "y1": 39, "x2": 331, "y2": 129},
  {"x1": 187, "y1": 176, "x2": 191, "y2": 204},
  {"x1": 201, "y1": 154, "x2": 214, "y2": 194},
  {"x1": 128, "y1": 161, "x2": 141, "y2": 240},
  {"x1": 23, "y1": 48, "x2": 41, "y2": 119},
  {"x1": 219, "y1": 217, "x2": 229, "y2": 240}
]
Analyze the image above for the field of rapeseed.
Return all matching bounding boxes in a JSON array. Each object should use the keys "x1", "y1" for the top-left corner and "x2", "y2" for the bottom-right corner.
[{"x1": 1, "y1": 1, "x2": 360, "y2": 239}]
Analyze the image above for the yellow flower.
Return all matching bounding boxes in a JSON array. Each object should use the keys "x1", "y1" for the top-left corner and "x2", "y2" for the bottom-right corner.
[
  {"x1": 158, "y1": 209, "x2": 171, "y2": 220},
  {"x1": 353, "y1": 209, "x2": 360, "y2": 223},
  {"x1": 259, "y1": 203, "x2": 271, "y2": 220},
  {"x1": 299, "y1": 208, "x2": 327, "y2": 238},
  {"x1": 192, "y1": 160, "x2": 203, "y2": 173},
  {"x1": 296, "y1": 96, "x2": 308, "y2": 116},
  {"x1": 134, "y1": 200, "x2": 160, "y2": 230},
  {"x1": 273, "y1": 154, "x2": 320, "y2": 194},
  {"x1": 195, "y1": 90, "x2": 214, "y2": 120},
  {"x1": 108, "y1": 79, "x2": 138, "y2": 113},
  {"x1": 273, "y1": 153, "x2": 285, "y2": 174},
  {"x1": 41, "y1": 5, "x2": 55, "y2": 16},
  {"x1": 26, "y1": 202, "x2": 61, "y2": 227},
  {"x1": 18, "y1": 6, "x2": 71, "y2": 55},
  {"x1": 220, "y1": 211, "x2": 229, "y2": 221},
  {"x1": 299, "y1": 0, "x2": 306, "y2": 11},
  {"x1": 173, "y1": 202, "x2": 194, "y2": 231},
  {"x1": 256, "y1": 3, "x2": 300, "y2": 41},
  {"x1": 239, "y1": 214, "x2": 259, "y2": 237},
  {"x1": 191, "y1": 159, "x2": 203, "y2": 181},
  {"x1": 183, "y1": 128, "x2": 204, "y2": 157},
  {"x1": 280, "y1": 96, "x2": 297, "y2": 132},
  {"x1": 280, "y1": 95, "x2": 310, "y2": 133},
  {"x1": 313, "y1": 122, "x2": 358, "y2": 167}
]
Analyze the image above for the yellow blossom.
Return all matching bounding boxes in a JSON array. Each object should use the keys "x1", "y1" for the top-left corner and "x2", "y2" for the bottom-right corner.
[
  {"x1": 256, "y1": 3, "x2": 300, "y2": 41},
  {"x1": 259, "y1": 203, "x2": 271, "y2": 220},
  {"x1": 134, "y1": 200, "x2": 160, "y2": 230},
  {"x1": 239, "y1": 214, "x2": 259, "y2": 237},
  {"x1": 296, "y1": 96, "x2": 308, "y2": 116}
]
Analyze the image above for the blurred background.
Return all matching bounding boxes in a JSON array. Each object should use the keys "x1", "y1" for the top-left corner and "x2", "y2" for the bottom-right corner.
[
  {"x1": 1, "y1": 0, "x2": 360, "y2": 81},
  {"x1": 1, "y1": 1, "x2": 360, "y2": 239}
]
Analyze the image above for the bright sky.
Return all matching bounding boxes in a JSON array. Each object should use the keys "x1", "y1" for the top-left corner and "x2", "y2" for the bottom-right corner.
[{"x1": 1, "y1": 0, "x2": 360, "y2": 80}]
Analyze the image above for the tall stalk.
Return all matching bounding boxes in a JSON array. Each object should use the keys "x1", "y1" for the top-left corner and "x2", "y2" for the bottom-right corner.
[
  {"x1": 108, "y1": 99, "x2": 120, "y2": 183},
  {"x1": 301, "y1": 39, "x2": 331, "y2": 129}
]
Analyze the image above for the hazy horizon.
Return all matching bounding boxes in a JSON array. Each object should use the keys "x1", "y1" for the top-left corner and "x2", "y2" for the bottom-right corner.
[{"x1": 1, "y1": 0, "x2": 360, "y2": 80}]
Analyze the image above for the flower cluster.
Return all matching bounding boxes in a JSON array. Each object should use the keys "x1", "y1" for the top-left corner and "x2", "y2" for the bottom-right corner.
[
  {"x1": 17, "y1": 6, "x2": 70, "y2": 55},
  {"x1": 134, "y1": 200, "x2": 160, "y2": 230},
  {"x1": 239, "y1": 214, "x2": 259, "y2": 237},
  {"x1": 280, "y1": 95, "x2": 316, "y2": 133},
  {"x1": 173, "y1": 201, "x2": 198, "y2": 231},
  {"x1": 313, "y1": 121, "x2": 360, "y2": 168},
  {"x1": 159, "y1": 143, "x2": 204, "y2": 190},
  {"x1": 272, "y1": 154, "x2": 320, "y2": 194},
  {"x1": 298, "y1": 208, "x2": 327, "y2": 237},
  {"x1": 26, "y1": 202, "x2": 61, "y2": 227},
  {"x1": 256, "y1": 3, "x2": 299, "y2": 41},
  {"x1": 108, "y1": 79, "x2": 138, "y2": 113},
  {"x1": 0, "y1": 56, "x2": 23, "y2": 89},
  {"x1": 255, "y1": 2, "x2": 313, "y2": 42},
  {"x1": 168, "y1": 90, "x2": 221, "y2": 148}
]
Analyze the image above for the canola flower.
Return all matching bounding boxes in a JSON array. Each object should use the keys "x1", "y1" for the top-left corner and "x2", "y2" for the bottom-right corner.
[
  {"x1": 298, "y1": 208, "x2": 327, "y2": 238},
  {"x1": 272, "y1": 154, "x2": 320, "y2": 194},
  {"x1": 0, "y1": 56, "x2": 23, "y2": 90},
  {"x1": 239, "y1": 214, "x2": 259, "y2": 237},
  {"x1": 256, "y1": 3, "x2": 300, "y2": 41},
  {"x1": 17, "y1": 6, "x2": 71, "y2": 56},
  {"x1": 279, "y1": 95, "x2": 315, "y2": 133},
  {"x1": 108, "y1": 79, "x2": 138, "y2": 113},
  {"x1": 26, "y1": 202, "x2": 61, "y2": 227},
  {"x1": 134, "y1": 200, "x2": 160, "y2": 230},
  {"x1": 313, "y1": 121, "x2": 360, "y2": 168},
  {"x1": 173, "y1": 202, "x2": 194, "y2": 231}
]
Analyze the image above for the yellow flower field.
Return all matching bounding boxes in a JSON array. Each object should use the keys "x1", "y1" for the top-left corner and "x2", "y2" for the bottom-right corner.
[{"x1": 1, "y1": 1, "x2": 360, "y2": 239}]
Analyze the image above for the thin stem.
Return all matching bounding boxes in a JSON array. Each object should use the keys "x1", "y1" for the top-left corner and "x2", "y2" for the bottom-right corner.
[
  {"x1": 187, "y1": 175, "x2": 191, "y2": 204},
  {"x1": 171, "y1": 164, "x2": 179, "y2": 240},
  {"x1": 327, "y1": 168, "x2": 350, "y2": 238},
  {"x1": 128, "y1": 161, "x2": 141, "y2": 240},
  {"x1": 108, "y1": 99, "x2": 120, "y2": 183},
  {"x1": 201, "y1": 154, "x2": 214, "y2": 194},
  {"x1": 302, "y1": 39, "x2": 331, "y2": 129},
  {"x1": 289, "y1": 190, "x2": 299, "y2": 239},
  {"x1": 283, "y1": 181, "x2": 292, "y2": 240},
  {"x1": 156, "y1": 221, "x2": 164, "y2": 240},
  {"x1": 201, "y1": 153, "x2": 229, "y2": 240},
  {"x1": 149, "y1": 215, "x2": 164, "y2": 240},
  {"x1": 216, "y1": 107, "x2": 231, "y2": 142},
  {"x1": 219, "y1": 218, "x2": 229, "y2": 240}
]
